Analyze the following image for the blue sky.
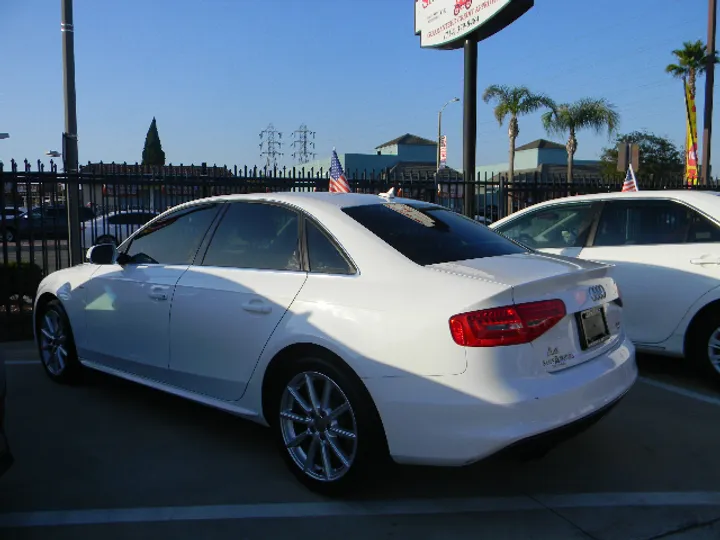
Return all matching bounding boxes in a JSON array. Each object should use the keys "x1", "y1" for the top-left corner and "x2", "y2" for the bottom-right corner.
[{"x1": 0, "y1": 0, "x2": 712, "y2": 173}]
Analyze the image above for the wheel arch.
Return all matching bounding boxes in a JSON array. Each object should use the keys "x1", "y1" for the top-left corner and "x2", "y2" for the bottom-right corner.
[
  {"x1": 260, "y1": 342, "x2": 389, "y2": 453},
  {"x1": 33, "y1": 292, "x2": 60, "y2": 339},
  {"x1": 684, "y1": 298, "x2": 720, "y2": 357}
]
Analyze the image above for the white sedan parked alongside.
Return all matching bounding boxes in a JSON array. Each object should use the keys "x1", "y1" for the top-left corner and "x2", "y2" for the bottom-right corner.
[
  {"x1": 491, "y1": 190, "x2": 720, "y2": 384},
  {"x1": 81, "y1": 209, "x2": 159, "y2": 249},
  {"x1": 33, "y1": 192, "x2": 636, "y2": 494}
]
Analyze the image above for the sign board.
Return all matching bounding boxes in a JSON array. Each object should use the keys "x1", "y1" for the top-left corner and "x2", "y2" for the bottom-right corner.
[
  {"x1": 415, "y1": 0, "x2": 533, "y2": 49},
  {"x1": 616, "y1": 143, "x2": 640, "y2": 173},
  {"x1": 439, "y1": 135, "x2": 448, "y2": 168}
]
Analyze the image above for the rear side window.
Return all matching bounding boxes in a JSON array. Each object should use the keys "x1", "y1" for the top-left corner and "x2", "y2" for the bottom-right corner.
[
  {"x1": 305, "y1": 220, "x2": 354, "y2": 275},
  {"x1": 594, "y1": 200, "x2": 720, "y2": 246},
  {"x1": 342, "y1": 203, "x2": 527, "y2": 266}
]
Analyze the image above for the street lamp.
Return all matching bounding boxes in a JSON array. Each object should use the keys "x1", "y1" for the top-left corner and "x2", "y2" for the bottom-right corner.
[
  {"x1": 46, "y1": 150, "x2": 61, "y2": 157},
  {"x1": 0, "y1": 133, "x2": 9, "y2": 140},
  {"x1": 437, "y1": 97, "x2": 460, "y2": 172}
]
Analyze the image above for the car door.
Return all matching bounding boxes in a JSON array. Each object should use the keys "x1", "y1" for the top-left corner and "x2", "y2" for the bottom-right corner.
[
  {"x1": 492, "y1": 201, "x2": 602, "y2": 256},
  {"x1": 79, "y1": 203, "x2": 221, "y2": 379},
  {"x1": 168, "y1": 201, "x2": 308, "y2": 401},
  {"x1": 578, "y1": 198, "x2": 720, "y2": 345}
]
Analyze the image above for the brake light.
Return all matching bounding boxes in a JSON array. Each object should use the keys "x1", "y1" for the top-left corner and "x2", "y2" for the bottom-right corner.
[{"x1": 449, "y1": 299, "x2": 566, "y2": 347}]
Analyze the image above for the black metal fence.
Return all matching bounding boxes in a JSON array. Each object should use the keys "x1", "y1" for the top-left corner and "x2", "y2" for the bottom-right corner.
[{"x1": 1, "y1": 157, "x2": 716, "y2": 341}]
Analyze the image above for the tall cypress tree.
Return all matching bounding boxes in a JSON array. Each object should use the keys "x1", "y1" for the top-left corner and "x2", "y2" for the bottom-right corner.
[{"x1": 141, "y1": 117, "x2": 166, "y2": 166}]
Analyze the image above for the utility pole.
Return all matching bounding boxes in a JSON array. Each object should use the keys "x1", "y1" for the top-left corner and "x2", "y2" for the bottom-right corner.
[
  {"x1": 61, "y1": 0, "x2": 82, "y2": 265},
  {"x1": 259, "y1": 123, "x2": 283, "y2": 172},
  {"x1": 463, "y1": 39, "x2": 477, "y2": 218},
  {"x1": 436, "y1": 98, "x2": 459, "y2": 171},
  {"x1": 702, "y1": 0, "x2": 717, "y2": 184},
  {"x1": 290, "y1": 124, "x2": 316, "y2": 165}
]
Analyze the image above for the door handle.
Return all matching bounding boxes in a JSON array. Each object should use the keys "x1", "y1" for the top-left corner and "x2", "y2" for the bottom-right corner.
[
  {"x1": 148, "y1": 286, "x2": 168, "y2": 301},
  {"x1": 690, "y1": 257, "x2": 720, "y2": 265},
  {"x1": 242, "y1": 299, "x2": 272, "y2": 314}
]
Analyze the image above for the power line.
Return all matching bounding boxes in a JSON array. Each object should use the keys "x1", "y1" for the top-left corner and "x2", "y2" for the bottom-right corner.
[
  {"x1": 259, "y1": 123, "x2": 283, "y2": 171},
  {"x1": 290, "y1": 124, "x2": 317, "y2": 164}
]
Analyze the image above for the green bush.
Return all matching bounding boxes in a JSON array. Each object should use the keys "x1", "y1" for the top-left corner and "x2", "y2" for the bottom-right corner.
[{"x1": 0, "y1": 262, "x2": 44, "y2": 306}]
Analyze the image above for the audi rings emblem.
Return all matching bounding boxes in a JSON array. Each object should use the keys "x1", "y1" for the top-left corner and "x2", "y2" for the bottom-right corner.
[{"x1": 589, "y1": 285, "x2": 607, "y2": 302}]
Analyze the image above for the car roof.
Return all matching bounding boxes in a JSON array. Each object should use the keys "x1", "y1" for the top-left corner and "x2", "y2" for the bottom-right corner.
[
  {"x1": 167, "y1": 191, "x2": 440, "y2": 214},
  {"x1": 491, "y1": 189, "x2": 720, "y2": 225}
]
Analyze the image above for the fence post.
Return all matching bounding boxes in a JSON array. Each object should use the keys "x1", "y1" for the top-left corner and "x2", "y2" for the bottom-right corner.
[{"x1": 498, "y1": 174, "x2": 506, "y2": 220}]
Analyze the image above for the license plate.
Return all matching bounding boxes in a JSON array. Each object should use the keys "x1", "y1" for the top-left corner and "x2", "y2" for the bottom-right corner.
[{"x1": 576, "y1": 306, "x2": 610, "y2": 350}]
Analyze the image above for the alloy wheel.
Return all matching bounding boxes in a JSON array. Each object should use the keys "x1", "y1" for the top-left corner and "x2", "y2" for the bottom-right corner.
[
  {"x1": 707, "y1": 328, "x2": 720, "y2": 375},
  {"x1": 279, "y1": 371, "x2": 358, "y2": 482},
  {"x1": 39, "y1": 310, "x2": 69, "y2": 376}
]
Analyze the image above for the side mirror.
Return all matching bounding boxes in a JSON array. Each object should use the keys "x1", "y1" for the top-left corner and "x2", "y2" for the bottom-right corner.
[{"x1": 86, "y1": 243, "x2": 118, "y2": 265}]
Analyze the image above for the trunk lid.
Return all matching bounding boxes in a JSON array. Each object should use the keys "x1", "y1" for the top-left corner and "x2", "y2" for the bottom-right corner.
[{"x1": 428, "y1": 252, "x2": 623, "y2": 374}]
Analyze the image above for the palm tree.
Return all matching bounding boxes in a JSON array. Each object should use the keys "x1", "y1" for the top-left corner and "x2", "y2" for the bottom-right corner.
[
  {"x1": 665, "y1": 39, "x2": 719, "y2": 98},
  {"x1": 482, "y1": 85, "x2": 555, "y2": 183},
  {"x1": 541, "y1": 98, "x2": 619, "y2": 183}
]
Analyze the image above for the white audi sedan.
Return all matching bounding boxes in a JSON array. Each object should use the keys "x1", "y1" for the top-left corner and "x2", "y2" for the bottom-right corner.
[
  {"x1": 490, "y1": 190, "x2": 720, "y2": 384},
  {"x1": 33, "y1": 192, "x2": 636, "y2": 494}
]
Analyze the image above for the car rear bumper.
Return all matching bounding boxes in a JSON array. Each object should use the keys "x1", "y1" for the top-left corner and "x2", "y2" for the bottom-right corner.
[{"x1": 364, "y1": 335, "x2": 637, "y2": 466}]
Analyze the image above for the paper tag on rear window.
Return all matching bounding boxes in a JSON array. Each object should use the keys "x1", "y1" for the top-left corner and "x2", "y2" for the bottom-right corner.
[{"x1": 383, "y1": 203, "x2": 436, "y2": 227}]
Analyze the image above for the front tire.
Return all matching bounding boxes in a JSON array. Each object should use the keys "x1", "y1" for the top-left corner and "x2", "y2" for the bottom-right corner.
[
  {"x1": 688, "y1": 310, "x2": 720, "y2": 387},
  {"x1": 270, "y1": 354, "x2": 388, "y2": 496},
  {"x1": 36, "y1": 299, "x2": 82, "y2": 384}
]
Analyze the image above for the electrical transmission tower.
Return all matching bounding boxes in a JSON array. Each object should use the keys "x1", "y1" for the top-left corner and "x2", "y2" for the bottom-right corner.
[
  {"x1": 259, "y1": 123, "x2": 283, "y2": 170},
  {"x1": 290, "y1": 124, "x2": 317, "y2": 165}
]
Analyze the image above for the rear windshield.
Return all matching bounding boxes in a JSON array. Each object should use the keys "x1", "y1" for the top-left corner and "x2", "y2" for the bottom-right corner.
[{"x1": 342, "y1": 203, "x2": 527, "y2": 266}]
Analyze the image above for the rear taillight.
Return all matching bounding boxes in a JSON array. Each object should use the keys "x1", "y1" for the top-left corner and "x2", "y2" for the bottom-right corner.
[{"x1": 449, "y1": 299, "x2": 566, "y2": 347}]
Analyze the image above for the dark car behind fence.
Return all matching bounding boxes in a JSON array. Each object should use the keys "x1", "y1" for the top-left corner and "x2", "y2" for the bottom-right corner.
[{"x1": 0, "y1": 157, "x2": 714, "y2": 341}]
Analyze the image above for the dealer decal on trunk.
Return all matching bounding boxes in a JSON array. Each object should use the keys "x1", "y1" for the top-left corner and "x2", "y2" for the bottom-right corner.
[{"x1": 543, "y1": 346, "x2": 575, "y2": 368}]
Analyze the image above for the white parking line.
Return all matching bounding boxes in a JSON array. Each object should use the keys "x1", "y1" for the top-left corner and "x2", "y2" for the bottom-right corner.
[
  {"x1": 0, "y1": 492, "x2": 719, "y2": 528},
  {"x1": 639, "y1": 376, "x2": 720, "y2": 407}
]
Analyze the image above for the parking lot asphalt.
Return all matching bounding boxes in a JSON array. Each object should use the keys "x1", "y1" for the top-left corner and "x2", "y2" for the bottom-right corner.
[{"x1": 1, "y1": 341, "x2": 719, "y2": 539}]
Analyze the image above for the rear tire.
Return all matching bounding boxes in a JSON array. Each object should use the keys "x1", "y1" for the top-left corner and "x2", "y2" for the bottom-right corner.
[
  {"x1": 36, "y1": 299, "x2": 83, "y2": 384},
  {"x1": 687, "y1": 310, "x2": 720, "y2": 387},
  {"x1": 268, "y1": 353, "x2": 388, "y2": 496}
]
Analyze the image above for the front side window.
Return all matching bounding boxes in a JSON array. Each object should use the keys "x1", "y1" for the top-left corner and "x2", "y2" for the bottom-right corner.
[
  {"x1": 123, "y1": 204, "x2": 218, "y2": 265},
  {"x1": 342, "y1": 203, "x2": 526, "y2": 266},
  {"x1": 495, "y1": 203, "x2": 597, "y2": 250},
  {"x1": 593, "y1": 200, "x2": 720, "y2": 246},
  {"x1": 202, "y1": 202, "x2": 301, "y2": 271}
]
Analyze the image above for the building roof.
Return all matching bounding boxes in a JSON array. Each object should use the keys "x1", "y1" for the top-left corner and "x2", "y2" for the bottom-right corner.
[
  {"x1": 375, "y1": 133, "x2": 437, "y2": 149},
  {"x1": 515, "y1": 139, "x2": 566, "y2": 152},
  {"x1": 386, "y1": 161, "x2": 461, "y2": 180}
]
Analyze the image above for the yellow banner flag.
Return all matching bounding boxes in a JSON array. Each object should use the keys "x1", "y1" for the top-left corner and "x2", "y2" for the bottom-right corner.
[{"x1": 685, "y1": 79, "x2": 699, "y2": 184}]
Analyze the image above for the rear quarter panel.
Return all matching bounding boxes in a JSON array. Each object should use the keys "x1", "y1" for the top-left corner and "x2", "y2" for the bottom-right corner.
[{"x1": 251, "y1": 267, "x2": 517, "y2": 382}]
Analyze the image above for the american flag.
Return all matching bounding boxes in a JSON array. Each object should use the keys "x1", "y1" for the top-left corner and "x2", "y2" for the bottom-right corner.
[
  {"x1": 329, "y1": 149, "x2": 351, "y2": 193},
  {"x1": 621, "y1": 164, "x2": 639, "y2": 192}
]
